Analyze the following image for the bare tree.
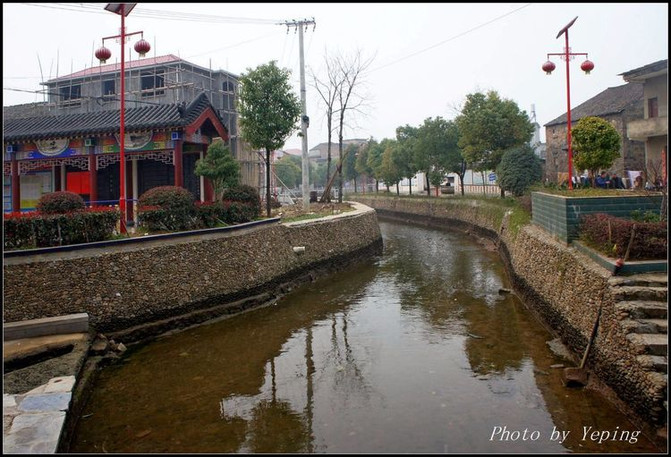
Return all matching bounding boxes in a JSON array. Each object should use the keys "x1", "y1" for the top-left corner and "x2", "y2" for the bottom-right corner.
[
  {"x1": 334, "y1": 50, "x2": 374, "y2": 202},
  {"x1": 645, "y1": 157, "x2": 667, "y2": 221},
  {"x1": 309, "y1": 51, "x2": 342, "y2": 202}
]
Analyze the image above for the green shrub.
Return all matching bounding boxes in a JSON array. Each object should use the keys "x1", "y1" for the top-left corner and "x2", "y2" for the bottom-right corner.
[
  {"x1": 137, "y1": 206, "x2": 169, "y2": 232},
  {"x1": 222, "y1": 185, "x2": 261, "y2": 220},
  {"x1": 195, "y1": 201, "x2": 227, "y2": 228},
  {"x1": 222, "y1": 201, "x2": 256, "y2": 224},
  {"x1": 630, "y1": 209, "x2": 662, "y2": 223},
  {"x1": 580, "y1": 213, "x2": 667, "y2": 260},
  {"x1": 36, "y1": 191, "x2": 86, "y2": 214},
  {"x1": 138, "y1": 186, "x2": 195, "y2": 211},
  {"x1": 137, "y1": 186, "x2": 197, "y2": 231},
  {"x1": 4, "y1": 207, "x2": 119, "y2": 250},
  {"x1": 496, "y1": 145, "x2": 543, "y2": 196}
]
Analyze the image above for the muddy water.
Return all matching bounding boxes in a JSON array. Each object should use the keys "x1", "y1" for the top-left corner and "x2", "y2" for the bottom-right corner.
[{"x1": 70, "y1": 220, "x2": 660, "y2": 453}]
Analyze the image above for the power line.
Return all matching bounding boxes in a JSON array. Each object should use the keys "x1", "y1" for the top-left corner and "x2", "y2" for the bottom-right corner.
[
  {"x1": 368, "y1": 3, "x2": 532, "y2": 73},
  {"x1": 21, "y1": 3, "x2": 283, "y2": 25}
]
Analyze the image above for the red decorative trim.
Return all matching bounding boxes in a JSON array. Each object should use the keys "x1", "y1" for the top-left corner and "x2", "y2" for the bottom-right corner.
[{"x1": 185, "y1": 107, "x2": 229, "y2": 141}]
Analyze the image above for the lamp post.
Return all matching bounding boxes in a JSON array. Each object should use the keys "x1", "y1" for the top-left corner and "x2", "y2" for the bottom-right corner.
[
  {"x1": 542, "y1": 16, "x2": 593, "y2": 190},
  {"x1": 96, "y1": 3, "x2": 149, "y2": 233}
]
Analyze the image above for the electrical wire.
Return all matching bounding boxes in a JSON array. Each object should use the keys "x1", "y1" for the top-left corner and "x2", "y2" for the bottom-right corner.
[
  {"x1": 21, "y1": 3, "x2": 284, "y2": 25},
  {"x1": 368, "y1": 3, "x2": 532, "y2": 74}
]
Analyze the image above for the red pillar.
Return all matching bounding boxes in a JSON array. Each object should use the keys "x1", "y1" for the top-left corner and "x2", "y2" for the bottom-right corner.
[
  {"x1": 124, "y1": 158, "x2": 133, "y2": 223},
  {"x1": 11, "y1": 153, "x2": 20, "y2": 212},
  {"x1": 88, "y1": 145, "x2": 97, "y2": 206},
  {"x1": 174, "y1": 139, "x2": 183, "y2": 188},
  {"x1": 202, "y1": 144, "x2": 214, "y2": 201}
]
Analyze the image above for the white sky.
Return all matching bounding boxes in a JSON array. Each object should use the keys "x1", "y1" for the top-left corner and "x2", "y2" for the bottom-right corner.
[{"x1": 3, "y1": 3, "x2": 668, "y2": 151}]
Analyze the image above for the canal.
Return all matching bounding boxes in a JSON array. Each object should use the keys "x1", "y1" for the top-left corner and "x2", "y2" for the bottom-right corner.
[{"x1": 69, "y1": 219, "x2": 659, "y2": 453}]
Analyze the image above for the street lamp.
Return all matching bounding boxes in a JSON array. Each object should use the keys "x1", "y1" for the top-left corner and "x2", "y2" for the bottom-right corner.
[
  {"x1": 96, "y1": 3, "x2": 148, "y2": 233},
  {"x1": 542, "y1": 16, "x2": 593, "y2": 190}
]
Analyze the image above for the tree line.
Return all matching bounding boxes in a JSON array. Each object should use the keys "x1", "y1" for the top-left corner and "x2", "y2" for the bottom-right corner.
[{"x1": 198, "y1": 57, "x2": 625, "y2": 212}]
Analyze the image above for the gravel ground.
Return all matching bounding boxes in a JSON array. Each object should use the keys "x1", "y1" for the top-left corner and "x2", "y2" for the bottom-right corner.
[{"x1": 3, "y1": 337, "x2": 90, "y2": 395}]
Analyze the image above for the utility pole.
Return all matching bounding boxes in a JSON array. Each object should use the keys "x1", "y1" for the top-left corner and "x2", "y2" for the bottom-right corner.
[{"x1": 283, "y1": 18, "x2": 315, "y2": 210}]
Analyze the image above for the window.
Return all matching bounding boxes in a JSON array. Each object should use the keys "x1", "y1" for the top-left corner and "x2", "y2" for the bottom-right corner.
[
  {"x1": 648, "y1": 97, "x2": 658, "y2": 118},
  {"x1": 59, "y1": 84, "x2": 81, "y2": 101},
  {"x1": 223, "y1": 81, "x2": 235, "y2": 93},
  {"x1": 141, "y1": 70, "x2": 165, "y2": 97},
  {"x1": 102, "y1": 80, "x2": 115, "y2": 97}
]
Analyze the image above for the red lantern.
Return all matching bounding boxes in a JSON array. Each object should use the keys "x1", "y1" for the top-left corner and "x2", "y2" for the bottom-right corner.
[
  {"x1": 95, "y1": 46, "x2": 112, "y2": 64},
  {"x1": 134, "y1": 39, "x2": 151, "y2": 57},
  {"x1": 581, "y1": 59, "x2": 594, "y2": 74},
  {"x1": 542, "y1": 60, "x2": 556, "y2": 75}
]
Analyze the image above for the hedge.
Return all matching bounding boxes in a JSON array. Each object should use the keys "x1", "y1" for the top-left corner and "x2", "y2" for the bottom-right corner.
[
  {"x1": 579, "y1": 213, "x2": 667, "y2": 260},
  {"x1": 4, "y1": 207, "x2": 120, "y2": 250},
  {"x1": 194, "y1": 201, "x2": 227, "y2": 228},
  {"x1": 137, "y1": 186, "x2": 197, "y2": 231},
  {"x1": 36, "y1": 191, "x2": 86, "y2": 214}
]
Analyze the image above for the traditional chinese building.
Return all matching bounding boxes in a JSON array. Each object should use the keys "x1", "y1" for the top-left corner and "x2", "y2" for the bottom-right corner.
[
  {"x1": 3, "y1": 92, "x2": 228, "y2": 224},
  {"x1": 3, "y1": 54, "x2": 262, "y2": 219}
]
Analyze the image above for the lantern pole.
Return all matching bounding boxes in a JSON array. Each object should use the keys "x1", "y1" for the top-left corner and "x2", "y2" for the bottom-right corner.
[
  {"x1": 100, "y1": 3, "x2": 146, "y2": 233},
  {"x1": 542, "y1": 16, "x2": 593, "y2": 190}
]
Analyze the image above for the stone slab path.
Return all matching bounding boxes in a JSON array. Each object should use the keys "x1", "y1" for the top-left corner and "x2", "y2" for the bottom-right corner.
[{"x1": 3, "y1": 376, "x2": 75, "y2": 453}]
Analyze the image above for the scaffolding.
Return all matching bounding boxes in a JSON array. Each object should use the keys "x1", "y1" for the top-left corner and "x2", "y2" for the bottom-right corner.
[{"x1": 38, "y1": 55, "x2": 261, "y2": 190}]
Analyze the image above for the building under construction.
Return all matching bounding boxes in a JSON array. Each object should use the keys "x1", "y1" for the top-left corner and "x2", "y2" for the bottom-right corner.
[{"x1": 3, "y1": 54, "x2": 262, "y2": 215}]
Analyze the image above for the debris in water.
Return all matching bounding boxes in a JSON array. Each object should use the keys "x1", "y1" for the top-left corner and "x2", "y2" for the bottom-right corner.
[
  {"x1": 135, "y1": 429, "x2": 152, "y2": 439},
  {"x1": 467, "y1": 333, "x2": 484, "y2": 339}
]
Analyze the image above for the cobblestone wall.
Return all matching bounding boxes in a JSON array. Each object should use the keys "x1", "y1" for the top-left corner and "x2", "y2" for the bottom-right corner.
[
  {"x1": 3, "y1": 202, "x2": 382, "y2": 335},
  {"x1": 353, "y1": 195, "x2": 664, "y2": 426}
]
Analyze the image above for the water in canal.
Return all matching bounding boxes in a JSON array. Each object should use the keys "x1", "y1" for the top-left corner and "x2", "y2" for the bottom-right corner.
[{"x1": 70, "y1": 220, "x2": 660, "y2": 453}]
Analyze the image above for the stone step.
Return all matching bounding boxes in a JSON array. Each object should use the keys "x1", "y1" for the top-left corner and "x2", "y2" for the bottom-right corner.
[
  {"x1": 626, "y1": 333, "x2": 668, "y2": 356},
  {"x1": 609, "y1": 274, "x2": 668, "y2": 288},
  {"x1": 612, "y1": 286, "x2": 667, "y2": 302},
  {"x1": 639, "y1": 319, "x2": 668, "y2": 334},
  {"x1": 637, "y1": 354, "x2": 668, "y2": 374},
  {"x1": 616, "y1": 301, "x2": 668, "y2": 320},
  {"x1": 620, "y1": 319, "x2": 668, "y2": 334}
]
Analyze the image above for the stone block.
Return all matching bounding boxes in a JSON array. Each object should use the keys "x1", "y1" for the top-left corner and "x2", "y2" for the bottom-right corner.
[
  {"x1": 4, "y1": 313, "x2": 89, "y2": 341},
  {"x1": 17, "y1": 393, "x2": 72, "y2": 413}
]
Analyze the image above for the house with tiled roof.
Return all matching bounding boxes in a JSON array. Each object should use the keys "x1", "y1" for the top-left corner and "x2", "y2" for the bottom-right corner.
[
  {"x1": 544, "y1": 82, "x2": 645, "y2": 184},
  {"x1": 3, "y1": 54, "x2": 261, "y2": 218},
  {"x1": 619, "y1": 59, "x2": 667, "y2": 186}
]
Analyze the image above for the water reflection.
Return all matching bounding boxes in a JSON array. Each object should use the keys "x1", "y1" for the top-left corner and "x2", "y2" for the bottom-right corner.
[{"x1": 70, "y1": 220, "x2": 661, "y2": 453}]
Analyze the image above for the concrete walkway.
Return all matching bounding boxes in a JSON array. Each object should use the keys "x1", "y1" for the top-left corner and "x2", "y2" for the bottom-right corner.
[
  {"x1": 3, "y1": 376, "x2": 76, "y2": 453},
  {"x1": 4, "y1": 315, "x2": 91, "y2": 454}
]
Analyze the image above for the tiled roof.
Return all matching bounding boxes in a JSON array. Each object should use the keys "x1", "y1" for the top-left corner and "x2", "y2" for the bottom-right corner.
[
  {"x1": 619, "y1": 59, "x2": 667, "y2": 81},
  {"x1": 46, "y1": 55, "x2": 183, "y2": 83},
  {"x1": 544, "y1": 82, "x2": 643, "y2": 127},
  {"x1": 3, "y1": 92, "x2": 220, "y2": 142}
]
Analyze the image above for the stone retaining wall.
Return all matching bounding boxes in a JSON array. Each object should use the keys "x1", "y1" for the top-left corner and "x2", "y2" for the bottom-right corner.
[
  {"x1": 3, "y1": 202, "x2": 382, "y2": 337},
  {"x1": 352, "y1": 194, "x2": 665, "y2": 427}
]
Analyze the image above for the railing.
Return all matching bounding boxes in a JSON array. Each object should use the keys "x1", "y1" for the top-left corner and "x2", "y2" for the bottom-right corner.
[
  {"x1": 3, "y1": 199, "x2": 138, "y2": 214},
  {"x1": 458, "y1": 184, "x2": 505, "y2": 196}
]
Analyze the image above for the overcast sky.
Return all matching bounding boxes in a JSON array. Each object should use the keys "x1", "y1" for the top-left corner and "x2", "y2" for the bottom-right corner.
[{"x1": 3, "y1": 3, "x2": 668, "y2": 150}]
